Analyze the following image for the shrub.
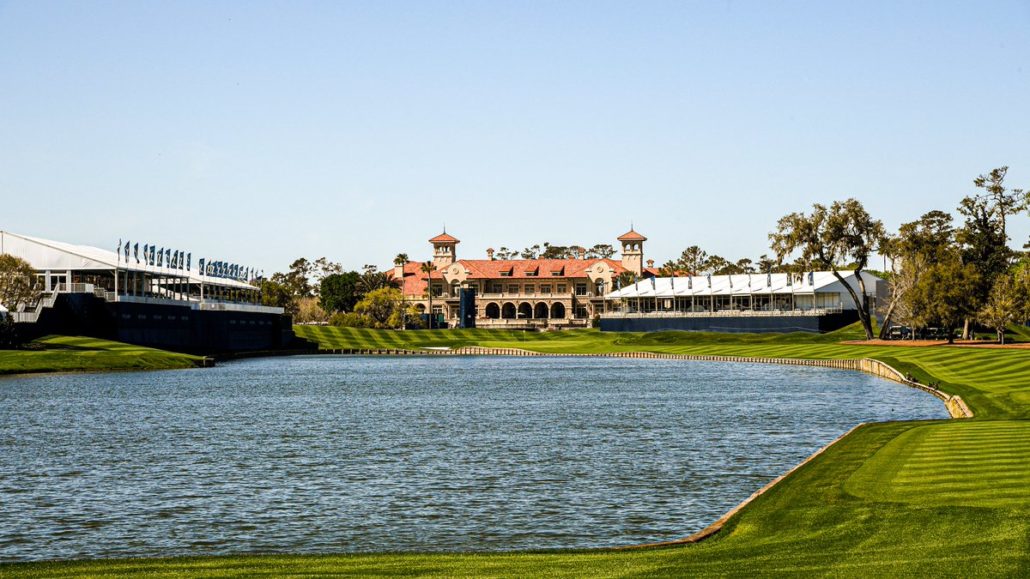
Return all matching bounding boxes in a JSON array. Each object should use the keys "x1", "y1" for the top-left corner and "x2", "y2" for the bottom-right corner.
[{"x1": 330, "y1": 312, "x2": 371, "y2": 328}]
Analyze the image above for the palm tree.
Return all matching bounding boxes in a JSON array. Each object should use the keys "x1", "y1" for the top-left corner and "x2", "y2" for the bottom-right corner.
[
  {"x1": 420, "y1": 261, "x2": 436, "y2": 328},
  {"x1": 358, "y1": 270, "x2": 393, "y2": 295},
  {"x1": 394, "y1": 253, "x2": 409, "y2": 266}
]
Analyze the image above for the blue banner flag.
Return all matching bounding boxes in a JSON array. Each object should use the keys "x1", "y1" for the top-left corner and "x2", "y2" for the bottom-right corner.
[{"x1": 134, "y1": 243, "x2": 139, "y2": 263}]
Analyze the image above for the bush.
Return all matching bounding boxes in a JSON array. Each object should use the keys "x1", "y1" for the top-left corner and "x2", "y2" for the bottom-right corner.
[
  {"x1": 354, "y1": 287, "x2": 406, "y2": 329},
  {"x1": 330, "y1": 312, "x2": 371, "y2": 328},
  {"x1": 294, "y1": 297, "x2": 329, "y2": 324},
  {"x1": 0, "y1": 315, "x2": 20, "y2": 349}
]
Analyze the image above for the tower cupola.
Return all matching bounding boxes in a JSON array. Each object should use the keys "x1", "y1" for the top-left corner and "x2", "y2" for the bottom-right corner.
[
  {"x1": 429, "y1": 231, "x2": 459, "y2": 269},
  {"x1": 617, "y1": 228, "x2": 646, "y2": 276}
]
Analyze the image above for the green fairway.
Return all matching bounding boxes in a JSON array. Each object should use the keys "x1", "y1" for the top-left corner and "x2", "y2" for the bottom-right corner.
[
  {"x1": 0, "y1": 336, "x2": 205, "y2": 375},
  {"x1": 4, "y1": 324, "x2": 1030, "y2": 577}
]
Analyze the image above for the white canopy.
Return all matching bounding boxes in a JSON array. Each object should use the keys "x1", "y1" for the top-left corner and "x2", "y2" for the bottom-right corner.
[
  {"x1": 0, "y1": 230, "x2": 257, "y2": 290},
  {"x1": 606, "y1": 271, "x2": 880, "y2": 300}
]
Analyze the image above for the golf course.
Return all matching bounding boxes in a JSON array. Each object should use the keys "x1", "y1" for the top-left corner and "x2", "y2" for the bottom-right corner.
[
  {"x1": 0, "y1": 336, "x2": 205, "y2": 376},
  {"x1": 2, "y1": 324, "x2": 1028, "y2": 577}
]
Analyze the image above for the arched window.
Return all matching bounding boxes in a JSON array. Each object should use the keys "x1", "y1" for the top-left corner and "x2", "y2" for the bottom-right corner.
[
  {"x1": 518, "y1": 302, "x2": 532, "y2": 319},
  {"x1": 501, "y1": 302, "x2": 517, "y2": 319},
  {"x1": 485, "y1": 303, "x2": 500, "y2": 319},
  {"x1": 550, "y1": 302, "x2": 566, "y2": 319},
  {"x1": 534, "y1": 302, "x2": 549, "y2": 319}
]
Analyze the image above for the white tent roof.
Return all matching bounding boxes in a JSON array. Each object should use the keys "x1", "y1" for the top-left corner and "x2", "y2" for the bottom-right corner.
[
  {"x1": 606, "y1": 271, "x2": 880, "y2": 299},
  {"x1": 0, "y1": 230, "x2": 256, "y2": 290}
]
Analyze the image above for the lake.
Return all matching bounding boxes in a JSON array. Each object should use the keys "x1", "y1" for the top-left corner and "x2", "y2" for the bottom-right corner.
[{"x1": 0, "y1": 355, "x2": 947, "y2": 561}]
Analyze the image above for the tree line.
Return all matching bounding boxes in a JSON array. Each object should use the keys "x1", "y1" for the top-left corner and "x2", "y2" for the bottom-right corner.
[
  {"x1": 876, "y1": 167, "x2": 1029, "y2": 343},
  {"x1": 257, "y1": 257, "x2": 418, "y2": 329},
  {"x1": 658, "y1": 167, "x2": 1029, "y2": 342},
  {"x1": 491, "y1": 243, "x2": 616, "y2": 260}
]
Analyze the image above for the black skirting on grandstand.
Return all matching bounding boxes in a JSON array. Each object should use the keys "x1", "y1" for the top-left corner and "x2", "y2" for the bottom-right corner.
[{"x1": 599, "y1": 311, "x2": 859, "y2": 334}]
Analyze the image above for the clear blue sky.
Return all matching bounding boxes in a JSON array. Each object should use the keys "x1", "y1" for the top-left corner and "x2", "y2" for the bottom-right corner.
[{"x1": 2, "y1": 1, "x2": 1028, "y2": 273}]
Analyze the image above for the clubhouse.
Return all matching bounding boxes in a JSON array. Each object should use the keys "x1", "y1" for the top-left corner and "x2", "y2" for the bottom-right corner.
[{"x1": 388, "y1": 229, "x2": 658, "y2": 329}]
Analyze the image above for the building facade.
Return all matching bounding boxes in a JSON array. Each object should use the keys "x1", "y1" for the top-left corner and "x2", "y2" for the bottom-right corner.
[{"x1": 388, "y1": 229, "x2": 654, "y2": 329}]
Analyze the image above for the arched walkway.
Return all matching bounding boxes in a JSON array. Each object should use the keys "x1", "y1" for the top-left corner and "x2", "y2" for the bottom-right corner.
[
  {"x1": 518, "y1": 302, "x2": 532, "y2": 319},
  {"x1": 550, "y1": 303, "x2": 566, "y2": 319},
  {"x1": 534, "y1": 302, "x2": 549, "y2": 319},
  {"x1": 502, "y1": 302, "x2": 517, "y2": 319},
  {"x1": 485, "y1": 302, "x2": 500, "y2": 319}
]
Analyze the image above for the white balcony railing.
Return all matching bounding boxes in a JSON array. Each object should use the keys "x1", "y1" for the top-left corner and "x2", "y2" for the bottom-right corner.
[
  {"x1": 600, "y1": 307, "x2": 844, "y2": 319},
  {"x1": 476, "y1": 292, "x2": 578, "y2": 300}
]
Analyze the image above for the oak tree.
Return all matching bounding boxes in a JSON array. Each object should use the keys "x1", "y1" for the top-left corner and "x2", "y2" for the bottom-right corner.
[{"x1": 770, "y1": 199, "x2": 886, "y2": 340}]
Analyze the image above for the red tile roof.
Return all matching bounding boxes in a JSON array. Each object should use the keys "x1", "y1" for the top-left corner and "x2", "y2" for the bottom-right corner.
[
  {"x1": 617, "y1": 229, "x2": 647, "y2": 242},
  {"x1": 428, "y1": 232, "x2": 460, "y2": 243},
  {"x1": 386, "y1": 262, "x2": 442, "y2": 297},
  {"x1": 459, "y1": 258, "x2": 626, "y2": 279},
  {"x1": 387, "y1": 257, "x2": 629, "y2": 297}
]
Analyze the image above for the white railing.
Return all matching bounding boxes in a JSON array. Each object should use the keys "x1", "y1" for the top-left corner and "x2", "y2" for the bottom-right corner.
[
  {"x1": 474, "y1": 318, "x2": 590, "y2": 329},
  {"x1": 196, "y1": 302, "x2": 284, "y2": 315},
  {"x1": 114, "y1": 294, "x2": 195, "y2": 307},
  {"x1": 10, "y1": 283, "x2": 283, "y2": 324},
  {"x1": 601, "y1": 307, "x2": 844, "y2": 319},
  {"x1": 9, "y1": 291, "x2": 60, "y2": 323},
  {"x1": 477, "y1": 292, "x2": 577, "y2": 300}
]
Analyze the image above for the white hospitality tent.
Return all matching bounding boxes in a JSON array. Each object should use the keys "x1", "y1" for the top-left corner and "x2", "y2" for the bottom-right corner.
[
  {"x1": 604, "y1": 271, "x2": 881, "y2": 315},
  {"x1": 0, "y1": 230, "x2": 259, "y2": 304}
]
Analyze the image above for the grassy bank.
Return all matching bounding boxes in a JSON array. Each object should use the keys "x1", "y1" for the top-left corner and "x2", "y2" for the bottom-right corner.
[
  {"x1": 0, "y1": 336, "x2": 205, "y2": 375},
  {"x1": 4, "y1": 325, "x2": 1030, "y2": 576}
]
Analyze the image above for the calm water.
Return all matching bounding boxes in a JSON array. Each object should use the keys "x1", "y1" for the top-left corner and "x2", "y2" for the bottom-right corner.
[{"x1": 0, "y1": 356, "x2": 947, "y2": 561}]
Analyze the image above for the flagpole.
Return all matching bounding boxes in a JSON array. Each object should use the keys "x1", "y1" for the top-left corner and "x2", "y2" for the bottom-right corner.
[{"x1": 114, "y1": 240, "x2": 120, "y2": 298}]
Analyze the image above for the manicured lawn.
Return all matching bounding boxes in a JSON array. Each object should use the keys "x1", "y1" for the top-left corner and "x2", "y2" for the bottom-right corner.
[
  {"x1": 4, "y1": 325, "x2": 1030, "y2": 577},
  {"x1": 0, "y1": 336, "x2": 205, "y2": 375}
]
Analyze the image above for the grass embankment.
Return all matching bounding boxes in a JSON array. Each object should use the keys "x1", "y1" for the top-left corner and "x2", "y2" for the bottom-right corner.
[
  {"x1": 0, "y1": 336, "x2": 205, "y2": 375},
  {"x1": 5, "y1": 324, "x2": 1030, "y2": 577}
]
